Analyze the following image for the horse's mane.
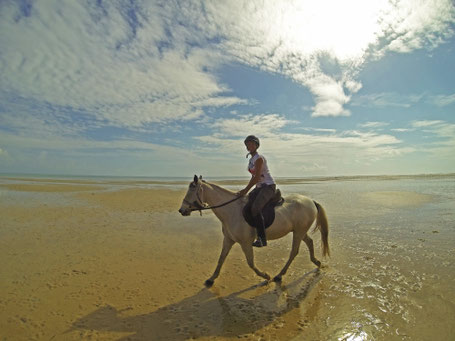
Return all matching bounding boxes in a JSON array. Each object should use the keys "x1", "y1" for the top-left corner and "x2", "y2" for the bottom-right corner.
[{"x1": 204, "y1": 181, "x2": 237, "y2": 196}]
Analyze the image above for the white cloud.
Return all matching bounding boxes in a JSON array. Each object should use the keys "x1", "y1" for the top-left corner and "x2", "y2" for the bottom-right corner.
[
  {"x1": 0, "y1": 129, "x2": 167, "y2": 153},
  {"x1": 353, "y1": 92, "x2": 455, "y2": 109},
  {"x1": 351, "y1": 92, "x2": 423, "y2": 108},
  {"x1": 430, "y1": 93, "x2": 455, "y2": 107},
  {"x1": 305, "y1": 74, "x2": 352, "y2": 117},
  {"x1": 411, "y1": 120, "x2": 455, "y2": 143},
  {"x1": 0, "y1": 1, "x2": 246, "y2": 129},
  {"x1": 411, "y1": 120, "x2": 444, "y2": 128},
  {"x1": 391, "y1": 128, "x2": 412, "y2": 132},
  {"x1": 191, "y1": 97, "x2": 250, "y2": 108},
  {"x1": 345, "y1": 80, "x2": 363, "y2": 93},
  {"x1": 359, "y1": 122, "x2": 390, "y2": 128},
  {"x1": 409, "y1": 120, "x2": 455, "y2": 158},
  {"x1": 341, "y1": 130, "x2": 401, "y2": 146},
  {"x1": 301, "y1": 128, "x2": 337, "y2": 133},
  {"x1": 374, "y1": 0, "x2": 455, "y2": 55},
  {"x1": 209, "y1": 114, "x2": 292, "y2": 138},
  {"x1": 0, "y1": 96, "x2": 93, "y2": 138}
]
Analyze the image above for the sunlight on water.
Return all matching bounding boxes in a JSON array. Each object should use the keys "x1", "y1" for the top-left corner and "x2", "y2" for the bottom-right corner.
[{"x1": 339, "y1": 330, "x2": 369, "y2": 341}]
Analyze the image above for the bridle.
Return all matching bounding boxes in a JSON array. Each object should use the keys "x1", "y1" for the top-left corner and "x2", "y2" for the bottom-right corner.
[
  {"x1": 183, "y1": 182, "x2": 242, "y2": 215},
  {"x1": 182, "y1": 185, "x2": 207, "y2": 213}
]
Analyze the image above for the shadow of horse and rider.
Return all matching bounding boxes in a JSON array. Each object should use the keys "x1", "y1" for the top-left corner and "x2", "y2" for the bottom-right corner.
[{"x1": 69, "y1": 269, "x2": 323, "y2": 340}]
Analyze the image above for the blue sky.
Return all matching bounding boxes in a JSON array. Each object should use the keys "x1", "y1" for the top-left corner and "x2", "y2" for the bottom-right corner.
[{"x1": 0, "y1": 0, "x2": 454, "y2": 177}]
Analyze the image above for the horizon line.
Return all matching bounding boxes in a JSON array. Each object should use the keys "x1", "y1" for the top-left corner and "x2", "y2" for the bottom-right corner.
[{"x1": 1, "y1": 171, "x2": 454, "y2": 181}]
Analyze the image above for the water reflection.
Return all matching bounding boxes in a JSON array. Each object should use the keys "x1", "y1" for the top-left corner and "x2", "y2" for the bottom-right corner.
[{"x1": 339, "y1": 330, "x2": 369, "y2": 341}]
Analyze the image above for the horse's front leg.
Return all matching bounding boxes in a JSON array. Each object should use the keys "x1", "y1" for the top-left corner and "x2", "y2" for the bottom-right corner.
[
  {"x1": 205, "y1": 236, "x2": 235, "y2": 287},
  {"x1": 273, "y1": 233, "x2": 302, "y2": 282},
  {"x1": 240, "y1": 243, "x2": 271, "y2": 281}
]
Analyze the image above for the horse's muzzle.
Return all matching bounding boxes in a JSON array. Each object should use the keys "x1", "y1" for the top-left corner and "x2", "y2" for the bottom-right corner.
[{"x1": 178, "y1": 208, "x2": 191, "y2": 216}]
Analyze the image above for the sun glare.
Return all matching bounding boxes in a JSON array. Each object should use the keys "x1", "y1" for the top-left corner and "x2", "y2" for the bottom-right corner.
[{"x1": 270, "y1": 0, "x2": 389, "y2": 61}]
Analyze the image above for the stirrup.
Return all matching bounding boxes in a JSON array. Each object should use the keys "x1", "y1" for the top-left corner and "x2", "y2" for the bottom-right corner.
[{"x1": 252, "y1": 239, "x2": 267, "y2": 247}]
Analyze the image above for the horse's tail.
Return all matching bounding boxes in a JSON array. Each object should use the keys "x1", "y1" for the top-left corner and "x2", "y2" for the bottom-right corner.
[{"x1": 312, "y1": 201, "x2": 330, "y2": 257}]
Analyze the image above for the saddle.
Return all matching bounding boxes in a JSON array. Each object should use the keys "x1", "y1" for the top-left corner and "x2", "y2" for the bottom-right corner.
[{"x1": 242, "y1": 189, "x2": 285, "y2": 229}]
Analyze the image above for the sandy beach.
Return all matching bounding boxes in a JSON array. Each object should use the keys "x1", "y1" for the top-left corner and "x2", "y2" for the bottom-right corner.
[{"x1": 1, "y1": 176, "x2": 454, "y2": 340}]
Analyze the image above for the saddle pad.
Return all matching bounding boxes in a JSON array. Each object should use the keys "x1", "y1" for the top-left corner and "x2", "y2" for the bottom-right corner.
[{"x1": 242, "y1": 197, "x2": 284, "y2": 229}]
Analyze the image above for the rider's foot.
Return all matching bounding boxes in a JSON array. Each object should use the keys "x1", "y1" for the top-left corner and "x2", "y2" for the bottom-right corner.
[{"x1": 252, "y1": 238, "x2": 267, "y2": 247}]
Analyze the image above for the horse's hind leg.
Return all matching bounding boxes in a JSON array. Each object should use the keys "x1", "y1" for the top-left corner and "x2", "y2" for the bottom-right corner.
[
  {"x1": 240, "y1": 243, "x2": 271, "y2": 281},
  {"x1": 303, "y1": 235, "x2": 321, "y2": 268},
  {"x1": 273, "y1": 233, "x2": 302, "y2": 282},
  {"x1": 205, "y1": 236, "x2": 235, "y2": 287}
]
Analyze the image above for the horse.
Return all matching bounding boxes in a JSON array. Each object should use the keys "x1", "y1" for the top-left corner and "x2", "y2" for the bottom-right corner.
[{"x1": 178, "y1": 175, "x2": 330, "y2": 287}]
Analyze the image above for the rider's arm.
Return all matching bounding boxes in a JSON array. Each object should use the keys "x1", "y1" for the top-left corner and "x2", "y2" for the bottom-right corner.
[{"x1": 238, "y1": 157, "x2": 263, "y2": 196}]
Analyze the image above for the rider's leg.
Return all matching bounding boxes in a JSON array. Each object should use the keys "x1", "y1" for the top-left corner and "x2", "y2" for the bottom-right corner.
[
  {"x1": 252, "y1": 213, "x2": 267, "y2": 247},
  {"x1": 251, "y1": 185, "x2": 275, "y2": 247}
]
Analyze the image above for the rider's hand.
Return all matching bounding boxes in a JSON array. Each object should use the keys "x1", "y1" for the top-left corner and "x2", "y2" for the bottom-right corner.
[{"x1": 236, "y1": 189, "x2": 248, "y2": 196}]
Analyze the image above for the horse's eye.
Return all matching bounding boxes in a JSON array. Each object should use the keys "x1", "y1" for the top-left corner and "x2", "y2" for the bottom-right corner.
[{"x1": 189, "y1": 183, "x2": 195, "y2": 188}]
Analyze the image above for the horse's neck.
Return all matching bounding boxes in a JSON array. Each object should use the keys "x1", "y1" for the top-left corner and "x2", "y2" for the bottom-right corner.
[
  {"x1": 203, "y1": 182, "x2": 235, "y2": 204},
  {"x1": 202, "y1": 182, "x2": 240, "y2": 222}
]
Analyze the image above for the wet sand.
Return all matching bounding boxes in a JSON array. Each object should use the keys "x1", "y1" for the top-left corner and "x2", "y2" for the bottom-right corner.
[{"x1": 0, "y1": 176, "x2": 454, "y2": 340}]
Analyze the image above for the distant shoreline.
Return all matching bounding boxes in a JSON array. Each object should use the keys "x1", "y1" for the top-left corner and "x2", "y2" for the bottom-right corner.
[{"x1": 0, "y1": 172, "x2": 454, "y2": 187}]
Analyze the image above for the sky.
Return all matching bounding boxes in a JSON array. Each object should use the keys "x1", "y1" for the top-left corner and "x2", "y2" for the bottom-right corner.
[{"x1": 0, "y1": 0, "x2": 454, "y2": 178}]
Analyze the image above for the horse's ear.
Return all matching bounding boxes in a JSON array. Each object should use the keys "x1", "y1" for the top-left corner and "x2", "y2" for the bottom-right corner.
[
  {"x1": 199, "y1": 175, "x2": 203, "y2": 181},
  {"x1": 193, "y1": 175, "x2": 198, "y2": 184}
]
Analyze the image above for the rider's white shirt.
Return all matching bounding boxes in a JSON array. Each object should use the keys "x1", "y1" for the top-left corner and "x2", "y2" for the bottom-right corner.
[{"x1": 248, "y1": 153, "x2": 275, "y2": 187}]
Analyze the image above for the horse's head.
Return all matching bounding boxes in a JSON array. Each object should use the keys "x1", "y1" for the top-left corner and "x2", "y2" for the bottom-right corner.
[{"x1": 178, "y1": 175, "x2": 206, "y2": 216}]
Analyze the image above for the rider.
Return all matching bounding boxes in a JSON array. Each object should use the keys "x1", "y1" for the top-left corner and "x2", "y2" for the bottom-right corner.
[{"x1": 237, "y1": 135, "x2": 276, "y2": 247}]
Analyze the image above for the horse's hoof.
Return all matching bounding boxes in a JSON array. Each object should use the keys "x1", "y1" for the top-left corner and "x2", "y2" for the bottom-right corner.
[
  {"x1": 312, "y1": 259, "x2": 321, "y2": 268},
  {"x1": 273, "y1": 275, "x2": 282, "y2": 282},
  {"x1": 204, "y1": 279, "x2": 214, "y2": 288}
]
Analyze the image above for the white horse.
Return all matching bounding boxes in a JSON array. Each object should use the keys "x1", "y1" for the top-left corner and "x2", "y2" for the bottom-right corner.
[{"x1": 179, "y1": 175, "x2": 330, "y2": 287}]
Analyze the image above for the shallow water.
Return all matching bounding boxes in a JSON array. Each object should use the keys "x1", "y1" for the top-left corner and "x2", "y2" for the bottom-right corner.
[{"x1": 279, "y1": 176, "x2": 455, "y2": 340}]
